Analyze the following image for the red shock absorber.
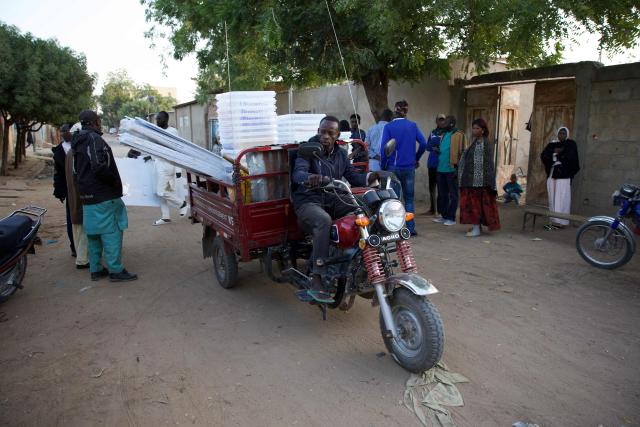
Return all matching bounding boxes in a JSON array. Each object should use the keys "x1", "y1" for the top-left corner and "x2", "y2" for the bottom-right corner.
[
  {"x1": 362, "y1": 245, "x2": 385, "y2": 285},
  {"x1": 395, "y1": 240, "x2": 418, "y2": 273}
]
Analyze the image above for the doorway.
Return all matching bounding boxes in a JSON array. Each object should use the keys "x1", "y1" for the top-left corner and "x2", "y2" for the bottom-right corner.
[{"x1": 465, "y1": 79, "x2": 575, "y2": 206}]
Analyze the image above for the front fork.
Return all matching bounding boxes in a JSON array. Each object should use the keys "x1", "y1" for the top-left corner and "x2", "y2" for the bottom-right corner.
[
  {"x1": 358, "y1": 217, "x2": 398, "y2": 339},
  {"x1": 597, "y1": 216, "x2": 623, "y2": 248}
]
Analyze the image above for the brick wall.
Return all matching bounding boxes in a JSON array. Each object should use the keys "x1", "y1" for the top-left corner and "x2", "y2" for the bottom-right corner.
[{"x1": 580, "y1": 73, "x2": 640, "y2": 216}]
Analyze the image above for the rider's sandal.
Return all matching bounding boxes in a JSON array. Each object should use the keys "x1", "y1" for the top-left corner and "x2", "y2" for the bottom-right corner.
[
  {"x1": 295, "y1": 289, "x2": 314, "y2": 302},
  {"x1": 307, "y1": 289, "x2": 335, "y2": 304}
]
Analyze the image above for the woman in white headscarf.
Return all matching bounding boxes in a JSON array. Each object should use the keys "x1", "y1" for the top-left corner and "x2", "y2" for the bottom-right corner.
[{"x1": 540, "y1": 126, "x2": 580, "y2": 229}]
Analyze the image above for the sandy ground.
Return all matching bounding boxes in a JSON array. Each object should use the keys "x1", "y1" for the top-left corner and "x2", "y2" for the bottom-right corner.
[{"x1": 0, "y1": 147, "x2": 638, "y2": 427}]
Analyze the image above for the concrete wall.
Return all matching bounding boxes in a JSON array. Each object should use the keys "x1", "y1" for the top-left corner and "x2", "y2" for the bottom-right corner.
[
  {"x1": 578, "y1": 65, "x2": 640, "y2": 216},
  {"x1": 175, "y1": 102, "x2": 207, "y2": 149},
  {"x1": 276, "y1": 78, "x2": 454, "y2": 202},
  {"x1": 276, "y1": 84, "x2": 375, "y2": 128}
]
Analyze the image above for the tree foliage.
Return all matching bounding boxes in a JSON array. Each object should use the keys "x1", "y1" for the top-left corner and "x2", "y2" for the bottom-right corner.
[
  {"x1": 98, "y1": 70, "x2": 177, "y2": 128},
  {"x1": 0, "y1": 22, "x2": 95, "y2": 174},
  {"x1": 143, "y1": 0, "x2": 640, "y2": 117}
]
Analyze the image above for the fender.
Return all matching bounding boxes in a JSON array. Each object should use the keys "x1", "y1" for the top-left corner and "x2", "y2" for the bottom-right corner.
[
  {"x1": 586, "y1": 216, "x2": 636, "y2": 254},
  {"x1": 386, "y1": 273, "x2": 439, "y2": 296}
]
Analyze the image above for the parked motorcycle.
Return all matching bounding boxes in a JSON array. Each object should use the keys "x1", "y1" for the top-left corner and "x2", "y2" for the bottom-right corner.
[
  {"x1": 576, "y1": 184, "x2": 639, "y2": 269},
  {"x1": 263, "y1": 142, "x2": 444, "y2": 372},
  {"x1": 0, "y1": 206, "x2": 47, "y2": 302}
]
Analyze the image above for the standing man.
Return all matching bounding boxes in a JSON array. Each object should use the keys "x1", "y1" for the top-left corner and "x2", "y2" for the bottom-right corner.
[
  {"x1": 380, "y1": 100, "x2": 428, "y2": 236},
  {"x1": 349, "y1": 113, "x2": 366, "y2": 141},
  {"x1": 72, "y1": 110, "x2": 137, "y2": 282},
  {"x1": 52, "y1": 123, "x2": 75, "y2": 257},
  {"x1": 423, "y1": 114, "x2": 447, "y2": 215},
  {"x1": 366, "y1": 109, "x2": 393, "y2": 172},
  {"x1": 433, "y1": 116, "x2": 466, "y2": 226},
  {"x1": 153, "y1": 111, "x2": 188, "y2": 226},
  {"x1": 348, "y1": 113, "x2": 368, "y2": 166},
  {"x1": 26, "y1": 131, "x2": 34, "y2": 149}
]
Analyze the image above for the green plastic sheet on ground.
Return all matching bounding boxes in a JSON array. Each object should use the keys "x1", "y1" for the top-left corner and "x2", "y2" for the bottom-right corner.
[{"x1": 403, "y1": 362, "x2": 469, "y2": 427}]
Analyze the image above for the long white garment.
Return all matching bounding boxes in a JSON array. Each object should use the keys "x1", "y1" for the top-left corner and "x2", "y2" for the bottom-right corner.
[
  {"x1": 71, "y1": 224, "x2": 89, "y2": 265},
  {"x1": 547, "y1": 177, "x2": 571, "y2": 226},
  {"x1": 155, "y1": 126, "x2": 184, "y2": 219}
]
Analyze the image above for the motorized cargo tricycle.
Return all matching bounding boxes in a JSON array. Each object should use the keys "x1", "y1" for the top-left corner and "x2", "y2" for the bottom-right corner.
[{"x1": 187, "y1": 140, "x2": 444, "y2": 373}]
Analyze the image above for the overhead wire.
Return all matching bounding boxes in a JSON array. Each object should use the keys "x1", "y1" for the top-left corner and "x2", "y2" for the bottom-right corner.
[{"x1": 324, "y1": 0, "x2": 359, "y2": 129}]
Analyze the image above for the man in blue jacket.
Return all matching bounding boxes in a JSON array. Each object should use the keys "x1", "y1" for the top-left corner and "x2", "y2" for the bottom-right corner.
[
  {"x1": 380, "y1": 100, "x2": 428, "y2": 235},
  {"x1": 423, "y1": 114, "x2": 447, "y2": 215}
]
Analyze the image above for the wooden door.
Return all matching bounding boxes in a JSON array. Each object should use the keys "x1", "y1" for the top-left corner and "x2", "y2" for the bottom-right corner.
[
  {"x1": 465, "y1": 87, "x2": 521, "y2": 192},
  {"x1": 526, "y1": 80, "x2": 576, "y2": 206},
  {"x1": 495, "y1": 88, "x2": 520, "y2": 191},
  {"x1": 465, "y1": 87, "x2": 497, "y2": 141}
]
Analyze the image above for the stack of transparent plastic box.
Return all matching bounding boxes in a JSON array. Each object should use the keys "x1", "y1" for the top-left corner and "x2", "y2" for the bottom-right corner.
[
  {"x1": 217, "y1": 91, "x2": 278, "y2": 165},
  {"x1": 276, "y1": 114, "x2": 326, "y2": 145}
]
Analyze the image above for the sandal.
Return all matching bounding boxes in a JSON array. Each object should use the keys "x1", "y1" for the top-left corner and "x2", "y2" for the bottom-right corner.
[
  {"x1": 543, "y1": 224, "x2": 559, "y2": 231},
  {"x1": 295, "y1": 289, "x2": 314, "y2": 302},
  {"x1": 307, "y1": 289, "x2": 335, "y2": 303}
]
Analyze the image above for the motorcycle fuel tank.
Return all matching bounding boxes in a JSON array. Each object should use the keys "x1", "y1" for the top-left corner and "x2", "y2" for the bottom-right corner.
[{"x1": 330, "y1": 214, "x2": 360, "y2": 249}]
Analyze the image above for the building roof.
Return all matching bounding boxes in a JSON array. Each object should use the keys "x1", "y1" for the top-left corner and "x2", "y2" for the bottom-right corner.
[
  {"x1": 173, "y1": 99, "x2": 200, "y2": 109},
  {"x1": 465, "y1": 61, "x2": 603, "y2": 86}
]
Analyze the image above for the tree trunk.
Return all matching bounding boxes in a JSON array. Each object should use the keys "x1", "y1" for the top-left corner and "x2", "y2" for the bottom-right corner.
[
  {"x1": 0, "y1": 118, "x2": 3, "y2": 175},
  {"x1": 21, "y1": 130, "x2": 26, "y2": 157},
  {"x1": 1, "y1": 116, "x2": 12, "y2": 176},
  {"x1": 14, "y1": 126, "x2": 24, "y2": 169},
  {"x1": 361, "y1": 71, "x2": 390, "y2": 122}
]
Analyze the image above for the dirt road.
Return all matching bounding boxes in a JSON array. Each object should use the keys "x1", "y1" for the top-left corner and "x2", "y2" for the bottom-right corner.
[{"x1": 0, "y1": 155, "x2": 638, "y2": 426}]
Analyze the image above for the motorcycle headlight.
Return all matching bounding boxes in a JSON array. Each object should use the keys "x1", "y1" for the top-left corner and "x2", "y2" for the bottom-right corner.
[{"x1": 378, "y1": 200, "x2": 406, "y2": 232}]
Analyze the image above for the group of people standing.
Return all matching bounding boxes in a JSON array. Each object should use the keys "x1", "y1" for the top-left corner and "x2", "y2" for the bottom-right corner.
[
  {"x1": 363, "y1": 103, "x2": 580, "y2": 236},
  {"x1": 361, "y1": 102, "x2": 500, "y2": 237},
  {"x1": 424, "y1": 114, "x2": 500, "y2": 237}
]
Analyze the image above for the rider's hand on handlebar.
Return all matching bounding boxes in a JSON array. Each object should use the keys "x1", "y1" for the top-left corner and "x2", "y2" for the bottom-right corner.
[{"x1": 308, "y1": 174, "x2": 325, "y2": 188}]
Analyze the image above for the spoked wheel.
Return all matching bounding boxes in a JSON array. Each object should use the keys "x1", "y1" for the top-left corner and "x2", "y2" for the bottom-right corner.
[
  {"x1": 380, "y1": 288, "x2": 444, "y2": 373},
  {"x1": 576, "y1": 220, "x2": 634, "y2": 269},
  {"x1": 212, "y1": 236, "x2": 238, "y2": 289},
  {"x1": 0, "y1": 255, "x2": 27, "y2": 303}
]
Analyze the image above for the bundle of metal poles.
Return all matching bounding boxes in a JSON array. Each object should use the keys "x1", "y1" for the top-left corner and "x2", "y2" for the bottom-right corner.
[{"x1": 118, "y1": 117, "x2": 232, "y2": 184}]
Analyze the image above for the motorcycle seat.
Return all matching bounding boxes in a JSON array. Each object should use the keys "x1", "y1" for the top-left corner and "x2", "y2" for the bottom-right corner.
[{"x1": 0, "y1": 215, "x2": 34, "y2": 257}]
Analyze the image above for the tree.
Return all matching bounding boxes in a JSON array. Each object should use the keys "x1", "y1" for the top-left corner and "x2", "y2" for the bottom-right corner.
[
  {"x1": 0, "y1": 22, "x2": 95, "y2": 174},
  {"x1": 97, "y1": 71, "x2": 177, "y2": 128},
  {"x1": 142, "y1": 0, "x2": 640, "y2": 118}
]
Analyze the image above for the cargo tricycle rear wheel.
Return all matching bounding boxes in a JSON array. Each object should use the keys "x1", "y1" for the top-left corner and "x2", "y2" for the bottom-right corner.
[{"x1": 212, "y1": 236, "x2": 238, "y2": 289}]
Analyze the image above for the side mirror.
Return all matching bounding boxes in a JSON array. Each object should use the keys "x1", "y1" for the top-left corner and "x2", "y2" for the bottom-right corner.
[
  {"x1": 298, "y1": 141, "x2": 323, "y2": 161},
  {"x1": 384, "y1": 138, "x2": 396, "y2": 157}
]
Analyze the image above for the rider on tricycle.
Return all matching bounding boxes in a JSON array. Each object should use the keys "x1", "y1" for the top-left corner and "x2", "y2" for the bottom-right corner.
[{"x1": 292, "y1": 115, "x2": 379, "y2": 302}]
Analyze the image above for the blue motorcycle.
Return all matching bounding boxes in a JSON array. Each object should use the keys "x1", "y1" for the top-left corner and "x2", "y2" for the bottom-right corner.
[{"x1": 576, "y1": 184, "x2": 640, "y2": 269}]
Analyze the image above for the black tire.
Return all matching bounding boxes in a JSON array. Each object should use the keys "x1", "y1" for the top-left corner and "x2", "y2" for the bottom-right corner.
[
  {"x1": 212, "y1": 236, "x2": 238, "y2": 289},
  {"x1": 380, "y1": 288, "x2": 444, "y2": 373},
  {"x1": 576, "y1": 220, "x2": 634, "y2": 269},
  {"x1": 0, "y1": 255, "x2": 27, "y2": 303}
]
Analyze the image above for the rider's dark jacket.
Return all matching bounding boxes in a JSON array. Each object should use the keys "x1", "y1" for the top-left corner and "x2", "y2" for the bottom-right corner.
[{"x1": 292, "y1": 140, "x2": 367, "y2": 208}]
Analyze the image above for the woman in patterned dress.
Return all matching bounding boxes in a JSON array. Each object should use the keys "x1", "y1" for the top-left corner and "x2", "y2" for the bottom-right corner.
[{"x1": 458, "y1": 118, "x2": 501, "y2": 237}]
